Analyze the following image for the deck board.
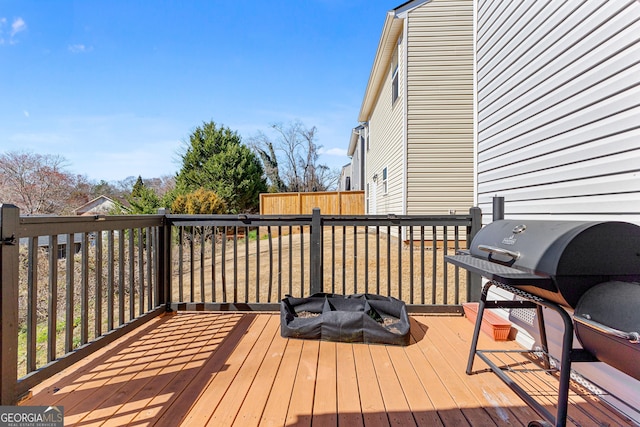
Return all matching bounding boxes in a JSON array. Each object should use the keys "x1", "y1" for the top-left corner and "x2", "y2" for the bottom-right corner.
[
  {"x1": 20, "y1": 312, "x2": 636, "y2": 427},
  {"x1": 312, "y1": 341, "x2": 338, "y2": 427},
  {"x1": 259, "y1": 337, "x2": 303, "y2": 427},
  {"x1": 421, "y1": 316, "x2": 533, "y2": 426},
  {"x1": 353, "y1": 343, "x2": 391, "y2": 427},
  {"x1": 233, "y1": 322, "x2": 288, "y2": 427},
  {"x1": 335, "y1": 343, "x2": 365, "y2": 427}
]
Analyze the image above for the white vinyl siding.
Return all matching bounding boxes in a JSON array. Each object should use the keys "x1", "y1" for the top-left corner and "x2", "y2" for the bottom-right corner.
[
  {"x1": 476, "y1": 0, "x2": 640, "y2": 224},
  {"x1": 405, "y1": 0, "x2": 475, "y2": 215},
  {"x1": 476, "y1": 0, "x2": 640, "y2": 418},
  {"x1": 367, "y1": 36, "x2": 405, "y2": 215}
]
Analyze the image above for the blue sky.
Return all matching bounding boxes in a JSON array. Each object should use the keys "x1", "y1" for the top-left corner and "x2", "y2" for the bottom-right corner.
[{"x1": 0, "y1": 0, "x2": 395, "y2": 182}]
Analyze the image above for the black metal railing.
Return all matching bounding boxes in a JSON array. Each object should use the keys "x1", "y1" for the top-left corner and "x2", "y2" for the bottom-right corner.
[
  {"x1": 0, "y1": 203, "x2": 481, "y2": 404},
  {"x1": 164, "y1": 210, "x2": 482, "y2": 311}
]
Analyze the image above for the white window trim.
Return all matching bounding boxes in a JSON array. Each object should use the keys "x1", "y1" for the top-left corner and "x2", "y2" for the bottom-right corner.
[{"x1": 382, "y1": 166, "x2": 388, "y2": 195}]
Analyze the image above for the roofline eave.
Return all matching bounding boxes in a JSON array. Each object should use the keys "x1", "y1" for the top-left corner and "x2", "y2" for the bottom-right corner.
[{"x1": 358, "y1": 12, "x2": 403, "y2": 122}]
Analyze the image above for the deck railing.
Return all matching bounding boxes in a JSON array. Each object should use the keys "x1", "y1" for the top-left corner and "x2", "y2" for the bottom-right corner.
[{"x1": 0, "y1": 203, "x2": 481, "y2": 404}]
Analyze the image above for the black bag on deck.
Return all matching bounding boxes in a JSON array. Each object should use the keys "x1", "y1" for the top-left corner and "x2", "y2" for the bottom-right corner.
[{"x1": 280, "y1": 293, "x2": 410, "y2": 346}]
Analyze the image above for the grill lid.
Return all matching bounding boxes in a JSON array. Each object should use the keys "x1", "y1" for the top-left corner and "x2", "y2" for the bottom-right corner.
[
  {"x1": 469, "y1": 220, "x2": 640, "y2": 276},
  {"x1": 447, "y1": 220, "x2": 640, "y2": 307}
]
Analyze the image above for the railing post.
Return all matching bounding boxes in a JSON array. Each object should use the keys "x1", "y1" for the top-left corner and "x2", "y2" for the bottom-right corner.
[
  {"x1": 157, "y1": 209, "x2": 172, "y2": 310},
  {"x1": 0, "y1": 204, "x2": 20, "y2": 404},
  {"x1": 467, "y1": 207, "x2": 483, "y2": 302},
  {"x1": 309, "y1": 208, "x2": 323, "y2": 295}
]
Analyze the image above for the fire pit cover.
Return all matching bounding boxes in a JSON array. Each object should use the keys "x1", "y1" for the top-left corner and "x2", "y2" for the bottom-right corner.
[{"x1": 280, "y1": 293, "x2": 410, "y2": 345}]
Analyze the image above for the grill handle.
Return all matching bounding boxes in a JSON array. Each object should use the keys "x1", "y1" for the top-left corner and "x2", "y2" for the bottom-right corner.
[
  {"x1": 478, "y1": 245, "x2": 520, "y2": 266},
  {"x1": 574, "y1": 314, "x2": 640, "y2": 344}
]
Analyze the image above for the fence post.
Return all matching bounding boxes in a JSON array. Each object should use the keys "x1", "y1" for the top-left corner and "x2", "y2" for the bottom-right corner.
[
  {"x1": 0, "y1": 204, "x2": 20, "y2": 404},
  {"x1": 157, "y1": 209, "x2": 172, "y2": 310},
  {"x1": 467, "y1": 207, "x2": 483, "y2": 302},
  {"x1": 309, "y1": 208, "x2": 323, "y2": 295}
]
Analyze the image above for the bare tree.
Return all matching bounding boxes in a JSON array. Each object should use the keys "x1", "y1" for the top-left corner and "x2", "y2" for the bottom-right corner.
[
  {"x1": 248, "y1": 120, "x2": 337, "y2": 192},
  {"x1": 143, "y1": 175, "x2": 175, "y2": 198},
  {"x1": 249, "y1": 132, "x2": 287, "y2": 193},
  {"x1": 0, "y1": 150, "x2": 82, "y2": 214}
]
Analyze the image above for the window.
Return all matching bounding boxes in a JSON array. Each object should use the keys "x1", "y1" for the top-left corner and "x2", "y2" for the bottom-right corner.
[
  {"x1": 382, "y1": 167, "x2": 388, "y2": 194},
  {"x1": 391, "y1": 46, "x2": 399, "y2": 105}
]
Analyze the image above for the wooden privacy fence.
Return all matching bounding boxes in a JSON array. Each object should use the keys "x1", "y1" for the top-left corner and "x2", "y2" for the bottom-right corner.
[{"x1": 260, "y1": 190, "x2": 364, "y2": 215}]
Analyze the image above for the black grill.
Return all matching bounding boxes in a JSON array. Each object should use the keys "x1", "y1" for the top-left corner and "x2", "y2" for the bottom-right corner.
[{"x1": 446, "y1": 219, "x2": 640, "y2": 427}]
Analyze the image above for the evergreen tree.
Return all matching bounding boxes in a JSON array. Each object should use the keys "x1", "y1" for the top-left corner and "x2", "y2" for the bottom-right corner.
[
  {"x1": 174, "y1": 121, "x2": 267, "y2": 213},
  {"x1": 131, "y1": 175, "x2": 145, "y2": 197}
]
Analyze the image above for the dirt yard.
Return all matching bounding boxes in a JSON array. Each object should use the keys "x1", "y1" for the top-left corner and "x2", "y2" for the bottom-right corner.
[{"x1": 171, "y1": 226, "x2": 468, "y2": 305}]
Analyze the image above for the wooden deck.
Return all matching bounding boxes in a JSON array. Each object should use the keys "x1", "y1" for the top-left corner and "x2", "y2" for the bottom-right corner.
[{"x1": 21, "y1": 312, "x2": 634, "y2": 426}]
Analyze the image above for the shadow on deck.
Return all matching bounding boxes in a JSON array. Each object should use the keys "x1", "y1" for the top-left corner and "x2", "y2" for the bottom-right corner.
[{"x1": 21, "y1": 313, "x2": 633, "y2": 427}]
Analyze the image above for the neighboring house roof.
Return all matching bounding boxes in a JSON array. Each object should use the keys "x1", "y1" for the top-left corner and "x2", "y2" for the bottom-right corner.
[
  {"x1": 74, "y1": 195, "x2": 129, "y2": 215},
  {"x1": 348, "y1": 124, "x2": 365, "y2": 157},
  {"x1": 358, "y1": 0, "x2": 428, "y2": 122}
]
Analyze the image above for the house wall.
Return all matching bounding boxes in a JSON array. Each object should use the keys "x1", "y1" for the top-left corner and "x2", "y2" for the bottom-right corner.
[
  {"x1": 338, "y1": 164, "x2": 352, "y2": 191},
  {"x1": 476, "y1": 0, "x2": 640, "y2": 419},
  {"x1": 365, "y1": 0, "x2": 474, "y2": 217},
  {"x1": 366, "y1": 35, "x2": 405, "y2": 215},
  {"x1": 406, "y1": 0, "x2": 475, "y2": 215},
  {"x1": 350, "y1": 130, "x2": 364, "y2": 191},
  {"x1": 476, "y1": 0, "x2": 640, "y2": 224}
]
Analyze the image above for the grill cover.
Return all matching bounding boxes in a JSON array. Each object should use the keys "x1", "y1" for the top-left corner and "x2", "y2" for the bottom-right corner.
[{"x1": 454, "y1": 220, "x2": 640, "y2": 308}]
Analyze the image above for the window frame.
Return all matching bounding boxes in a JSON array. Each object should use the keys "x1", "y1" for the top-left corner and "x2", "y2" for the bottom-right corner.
[
  {"x1": 382, "y1": 167, "x2": 388, "y2": 195},
  {"x1": 391, "y1": 47, "x2": 399, "y2": 105}
]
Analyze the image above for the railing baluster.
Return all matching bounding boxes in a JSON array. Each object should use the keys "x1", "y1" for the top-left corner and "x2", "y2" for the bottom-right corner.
[
  {"x1": 386, "y1": 226, "x2": 391, "y2": 296},
  {"x1": 432, "y1": 226, "x2": 437, "y2": 304},
  {"x1": 341, "y1": 226, "x2": 346, "y2": 295},
  {"x1": 138, "y1": 228, "x2": 144, "y2": 316},
  {"x1": 353, "y1": 225, "x2": 357, "y2": 294},
  {"x1": 129, "y1": 228, "x2": 135, "y2": 322},
  {"x1": 149, "y1": 227, "x2": 155, "y2": 310},
  {"x1": 95, "y1": 231, "x2": 103, "y2": 337},
  {"x1": 189, "y1": 228, "x2": 195, "y2": 303},
  {"x1": 118, "y1": 230, "x2": 125, "y2": 326},
  {"x1": 364, "y1": 226, "x2": 369, "y2": 294},
  {"x1": 245, "y1": 226, "x2": 249, "y2": 303},
  {"x1": 233, "y1": 227, "x2": 238, "y2": 303},
  {"x1": 201, "y1": 227, "x2": 206, "y2": 302},
  {"x1": 47, "y1": 235, "x2": 58, "y2": 362},
  {"x1": 288, "y1": 226, "x2": 292, "y2": 297},
  {"x1": 255, "y1": 226, "x2": 260, "y2": 303},
  {"x1": 65, "y1": 233, "x2": 74, "y2": 354},
  {"x1": 420, "y1": 226, "x2": 425, "y2": 305},
  {"x1": 443, "y1": 226, "x2": 448, "y2": 304},
  {"x1": 267, "y1": 226, "x2": 273, "y2": 302},
  {"x1": 454, "y1": 226, "x2": 460, "y2": 304},
  {"x1": 221, "y1": 226, "x2": 227, "y2": 303},
  {"x1": 81, "y1": 232, "x2": 89, "y2": 345},
  {"x1": 178, "y1": 226, "x2": 184, "y2": 302},
  {"x1": 276, "y1": 227, "x2": 281, "y2": 300},
  {"x1": 211, "y1": 226, "x2": 217, "y2": 302},
  {"x1": 409, "y1": 226, "x2": 414, "y2": 304},
  {"x1": 107, "y1": 230, "x2": 114, "y2": 331},
  {"x1": 397, "y1": 225, "x2": 402, "y2": 301},
  {"x1": 376, "y1": 226, "x2": 380, "y2": 295},
  {"x1": 300, "y1": 225, "x2": 304, "y2": 295},
  {"x1": 331, "y1": 226, "x2": 336, "y2": 294},
  {"x1": 27, "y1": 237, "x2": 37, "y2": 373}
]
